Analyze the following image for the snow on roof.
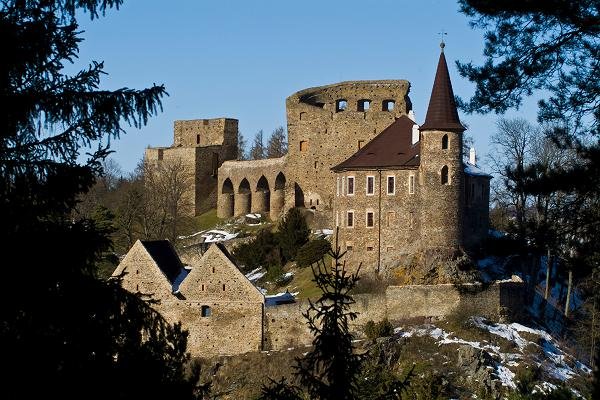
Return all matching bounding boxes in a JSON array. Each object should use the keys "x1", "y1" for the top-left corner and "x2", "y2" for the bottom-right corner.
[
  {"x1": 464, "y1": 161, "x2": 492, "y2": 178},
  {"x1": 265, "y1": 291, "x2": 298, "y2": 307}
]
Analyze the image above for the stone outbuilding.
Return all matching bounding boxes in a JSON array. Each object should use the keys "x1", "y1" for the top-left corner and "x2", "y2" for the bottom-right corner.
[{"x1": 112, "y1": 240, "x2": 265, "y2": 357}]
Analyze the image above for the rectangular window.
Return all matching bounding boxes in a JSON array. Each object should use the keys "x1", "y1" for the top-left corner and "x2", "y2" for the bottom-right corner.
[
  {"x1": 366, "y1": 176, "x2": 375, "y2": 195},
  {"x1": 336, "y1": 177, "x2": 340, "y2": 196},
  {"x1": 347, "y1": 211, "x2": 354, "y2": 228},
  {"x1": 366, "y1": 211, "x2": 374, "y2": 227},
  {"x1": 347, "y1": 176, "x2": 355, "y2": 195},
  {"x1": 358, "y1": 140, "x2": 365, "y2": 149},
  {"x1": 387, "y1": 175, "x2": 395, "y2": 195},
  {"x1": 346, "y1": 241, "x2": 353, "y2": 251},
  {"x1": 386, "y1": 246, "x2": 394, "y2": 252},
  {"x1": 386, "y1": 211, "x2": 395, "y2": 227},
  {"x1": 409, "y1": 174, "x2": 415, "y2": 194},
  {"x1": 366, "y1": 245, "x2": 374, "y2": 251},
  {"x1": 300, "y1": 140, "x2": 308, "y2": 152},
  {"x1": 409, "y1": 212, "x2": 415, "y2": 229}
]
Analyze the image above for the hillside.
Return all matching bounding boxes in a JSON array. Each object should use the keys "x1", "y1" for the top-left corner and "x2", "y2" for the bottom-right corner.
[{"x1": 194, "y1": 316, "x2": 592, "y2": 399}]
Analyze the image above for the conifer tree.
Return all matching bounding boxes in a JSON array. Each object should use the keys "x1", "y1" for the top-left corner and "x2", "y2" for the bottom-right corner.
[
  {"x1": 0, "y1": 1, "x2": 199, "y2": 397},
  {"x1": 277, "y1": 207, "x2": 309, "y2": 261}
]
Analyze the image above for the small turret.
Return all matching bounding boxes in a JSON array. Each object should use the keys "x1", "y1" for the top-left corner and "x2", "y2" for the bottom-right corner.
[{"x1": 418, "y1": 43, "x2": 465, "y2": 252}]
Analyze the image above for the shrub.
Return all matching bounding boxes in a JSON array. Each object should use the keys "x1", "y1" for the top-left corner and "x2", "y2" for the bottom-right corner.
[
  {"x1": 277, "y1": 208, "x2": 309, "y2": 262},
  {"x1": 296, "y1": 238, "x2": 331, "y2": 268},
  {"x1": 233, "y1": 228, "x2": 281, "y2": 272},
  {"x1": 364, "y1": 318, "x2": 394, "y2": 340}
]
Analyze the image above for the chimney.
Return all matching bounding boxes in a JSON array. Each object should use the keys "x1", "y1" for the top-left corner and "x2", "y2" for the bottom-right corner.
[
  {"x1": 408, "y1": 110, "x2": 416, "y2": 122},
  {"x1": 412, "y1": 124, "x2": 420, "y2": 145},
  {"x1": 469, "y1": 147, "x2": 476, "y2": 165}
]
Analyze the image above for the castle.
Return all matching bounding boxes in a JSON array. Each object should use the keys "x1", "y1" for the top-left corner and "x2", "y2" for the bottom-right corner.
[
  {"x1": 117, "y1": 47, "x2": 511, "y2": 358},
  {"x1": 145, "y1": 45, "x2": 491, "y2": 273}
]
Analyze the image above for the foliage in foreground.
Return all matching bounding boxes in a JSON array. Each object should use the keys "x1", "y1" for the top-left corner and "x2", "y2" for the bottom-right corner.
[{"x1": 0, "y1": 0, "x2": 199, "y2": 397}]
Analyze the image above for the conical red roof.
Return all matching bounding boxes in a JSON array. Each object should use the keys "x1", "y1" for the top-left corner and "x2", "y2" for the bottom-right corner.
[{"x1": 420, "y1": 47, "x2": 465, "y2": 132}]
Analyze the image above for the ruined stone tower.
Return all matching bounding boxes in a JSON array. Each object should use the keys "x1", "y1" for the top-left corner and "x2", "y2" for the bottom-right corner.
[
  {"x1": 145, "y1": 118, "x2": 238, "y2": 216},
  {"x1": 418, "y1": 44, "x2": 465, "y2": 251}
]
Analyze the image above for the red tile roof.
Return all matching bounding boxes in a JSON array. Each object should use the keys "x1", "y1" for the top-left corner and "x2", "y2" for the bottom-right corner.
[
  {"x1": 332, "y1": 115, "x2": 420, "y2": 171},
  {"x1": 420, "y1": 48, "x2": 465, "y2": 132}
]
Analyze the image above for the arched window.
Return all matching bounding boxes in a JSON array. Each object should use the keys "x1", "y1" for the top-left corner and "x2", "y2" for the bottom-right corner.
[
  {"x1": 441, "y1": 134, "x2": 448, "y2": 150},
  {"x1": 441, "y1": 165, "x2": 449, "y2": 185},
  {"x1": 201, "y1": 305, "x2": 212, "y2": 317}
]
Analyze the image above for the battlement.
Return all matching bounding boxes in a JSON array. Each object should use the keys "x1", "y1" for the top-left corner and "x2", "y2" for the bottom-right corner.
[{"x1": 173, "y1": 118, "x2": 238, "y2": 148}]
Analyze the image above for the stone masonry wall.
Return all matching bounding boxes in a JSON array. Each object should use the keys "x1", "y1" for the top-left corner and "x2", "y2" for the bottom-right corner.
[
  {"x1": 463, "y1": 174, "x2": 491, "y2": 249},
  {"x1": 333, "y1": 168, "x2": 421, "y2": 274},
  {"x1": 174, "y1": 118, "x2": 238, "y2": 148},
  {"x1": 264, "y1": 278, "x2": 524, "y2": 351},
  {"x1": 419, "y1": 129, "x2": 464, "y2": 251},
  {"x1": 177, "y1": 246, "x2": 265, "y2": 357},
  {"x1": 285, "y1": 80, "x2": 412, "y2": 224},
  {"x1": 145, "y1": 118, "x2": 238, "y2": 217}
]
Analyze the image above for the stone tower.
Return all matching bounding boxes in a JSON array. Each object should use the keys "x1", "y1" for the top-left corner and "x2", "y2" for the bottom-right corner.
[{"x1": 419, "y1": 44, "x2": 465, "y2": 251}]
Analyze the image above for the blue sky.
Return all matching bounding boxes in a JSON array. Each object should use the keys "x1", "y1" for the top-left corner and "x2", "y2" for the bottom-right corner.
[{"x1": 74, "y1": 0, "x2": 538, "y2": 173}]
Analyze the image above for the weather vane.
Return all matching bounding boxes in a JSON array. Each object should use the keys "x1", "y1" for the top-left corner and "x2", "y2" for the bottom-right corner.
[{"x1": 438, "y1": 30, "x2": 447, "y2": 51}]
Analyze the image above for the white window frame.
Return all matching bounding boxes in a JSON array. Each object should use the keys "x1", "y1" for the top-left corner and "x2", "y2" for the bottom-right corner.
[
  {"x1": 335, "y1": 212, "x2": 339, "y2": 227},
  {"x1": 347, "y1": 176, "x2": 355, "y2": 196},
  {"x1": 336, "y1": 177, "x2": 340, "y2": 196},
  {"x1": 346, "y1": 210, "x2": 355, "y2": 228},
  {"x1": 366, "y1": 175, "x2": 375, "y2": 196},
  {"x1": 386, "y1": 175, "x2": 395, "y2": 195},
  {"x1": 409, "y1": 174, "x2": 415, "y2": 194},
  {"x1": 366, "y1": 210, "x2": 375, "y2": 228},
  {"x1": 341, "y1": 177, "x2": 345, "y2": 197}
]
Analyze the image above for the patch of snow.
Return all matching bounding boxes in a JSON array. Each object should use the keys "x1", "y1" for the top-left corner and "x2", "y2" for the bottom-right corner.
[
  {"x1": 532, "y1": 381, "x2": 557, "y2": 395},
  {"x1": 178, "y1": 230, "x2": 207, "y2": 239},
  {"x1": 496, "y1": 364, "x2": 516, "y2": 388},
  {"x1": 201, "y1": 229, "x2": 238, "y2": 243},
  {"x1": 282, "y1": 272, "x2": 294, "y2": 279},
  {"x1": 245, "y1": 268, "x2": 267, "y2": 282},
  {"x1": 464, "y1": 162, "x2": 492, "y2": 178}
]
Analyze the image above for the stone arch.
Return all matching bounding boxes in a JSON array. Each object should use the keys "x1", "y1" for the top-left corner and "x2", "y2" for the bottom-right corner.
[
  {"x1": 235, "y1": 178, "x2": 251, "y2": 216},
  {"x1": 441, "y1": 165, "x2": 449, "y2": 185},
  {"x1": 253, "y1": 175, "x2": 270, "y2": 214},
  {"x1": 218, "y1": 178, "x2": 234, "y2": 218},
  {"x1": 441, "y1": 134, "x2": 448, "y2": 150},
  {"x1": 294, "y1": 182, "x2": 305, "y2": 207},
  {"x1": 271, "y1": 172, "x2": 286, "y2": 219}
]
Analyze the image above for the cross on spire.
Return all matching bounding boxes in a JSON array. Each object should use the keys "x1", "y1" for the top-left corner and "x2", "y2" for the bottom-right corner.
[{"x1": 438, "y1": 30, "x2": 447, "y2": 51}]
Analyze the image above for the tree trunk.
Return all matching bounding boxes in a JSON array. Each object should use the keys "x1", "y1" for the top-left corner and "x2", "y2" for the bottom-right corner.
[
  {"x1": 545, "y1": 248, "x2": 552, "y2": 300},
  {"x1": 565, "y1": 269, "x2": 573, "y2": 317}
]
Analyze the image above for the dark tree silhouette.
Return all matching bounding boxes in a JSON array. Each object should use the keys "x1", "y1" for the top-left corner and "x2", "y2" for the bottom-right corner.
[{"x1": 0, "y1": 1, "x2": 199, "y2": 398}]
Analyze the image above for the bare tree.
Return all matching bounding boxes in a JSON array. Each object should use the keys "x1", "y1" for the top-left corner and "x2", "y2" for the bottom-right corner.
[
  {"x1": 249, "y1": 130, "x2": 265, "y2": 160},
  {"x1": 266, "y1": 126, "x2": 288, "y2": 158},
  {"x1": 141, "y1": 157, "x2": 193, "y2": 243}
]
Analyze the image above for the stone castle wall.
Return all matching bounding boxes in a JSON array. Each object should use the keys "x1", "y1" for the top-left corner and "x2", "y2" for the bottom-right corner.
[
  {"x1": 264, "y1": 278, "x2": 524, "y2": 352},
  {"x1": 463, "y1": 174, "x2": 491, "y2": 248}
]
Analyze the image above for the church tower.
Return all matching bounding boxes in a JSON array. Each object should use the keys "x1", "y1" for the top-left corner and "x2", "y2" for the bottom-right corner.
[{"x1": 419, "y1": 43, "x2": 465, "y2": 252}]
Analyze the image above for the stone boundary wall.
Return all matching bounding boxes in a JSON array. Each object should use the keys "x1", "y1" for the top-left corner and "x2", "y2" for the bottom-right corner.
[{"x1": 264, "y1": 278, "x2": 524, "y2": 351}]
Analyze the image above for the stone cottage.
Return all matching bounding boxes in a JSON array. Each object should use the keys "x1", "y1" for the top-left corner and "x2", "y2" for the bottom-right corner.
[{"x1": 112, "y1": 240, "x2": 264, "y2": 357}]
